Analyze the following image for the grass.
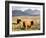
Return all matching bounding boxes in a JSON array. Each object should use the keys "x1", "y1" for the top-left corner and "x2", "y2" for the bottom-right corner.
[{"x1": 12, "y1": 16, "x2": 40, "y2": 31}]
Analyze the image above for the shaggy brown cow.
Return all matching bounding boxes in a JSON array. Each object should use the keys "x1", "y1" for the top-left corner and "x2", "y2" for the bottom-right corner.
[{"x1": 23, "y1": 19, "x2": 34, "y2": 30}]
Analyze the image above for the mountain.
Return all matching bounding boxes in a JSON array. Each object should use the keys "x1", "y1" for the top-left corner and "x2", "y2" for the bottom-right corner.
[
  {"x1": 12, "y1": 9, "x2": 40, "y2": 16},
  {"x1": 24, "y1": 9, "x2": 40, "y2": 16},
  {"x1": 12, "y1": 10, "x2": 23, "y2": 16}
]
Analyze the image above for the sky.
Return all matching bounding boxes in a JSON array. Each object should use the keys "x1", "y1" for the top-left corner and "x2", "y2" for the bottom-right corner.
[{"x1": 12, "y1": 6, "x2": 40, "y2": 11}]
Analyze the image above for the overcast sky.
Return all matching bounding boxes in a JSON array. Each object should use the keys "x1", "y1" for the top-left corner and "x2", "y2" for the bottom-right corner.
[{"x1": 12, "y1": 6, "x2": 40, "y2": 11}]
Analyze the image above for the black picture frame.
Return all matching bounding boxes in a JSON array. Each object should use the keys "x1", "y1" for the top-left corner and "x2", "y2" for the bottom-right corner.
[{"x1": 5, "y1": 1, "x2": 45, "y2": 37}]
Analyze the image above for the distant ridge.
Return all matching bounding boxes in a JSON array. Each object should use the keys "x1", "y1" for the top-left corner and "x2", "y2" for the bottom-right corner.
[{"x1": 12, "y1": 9, "x2": 40, "y2": 16}]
